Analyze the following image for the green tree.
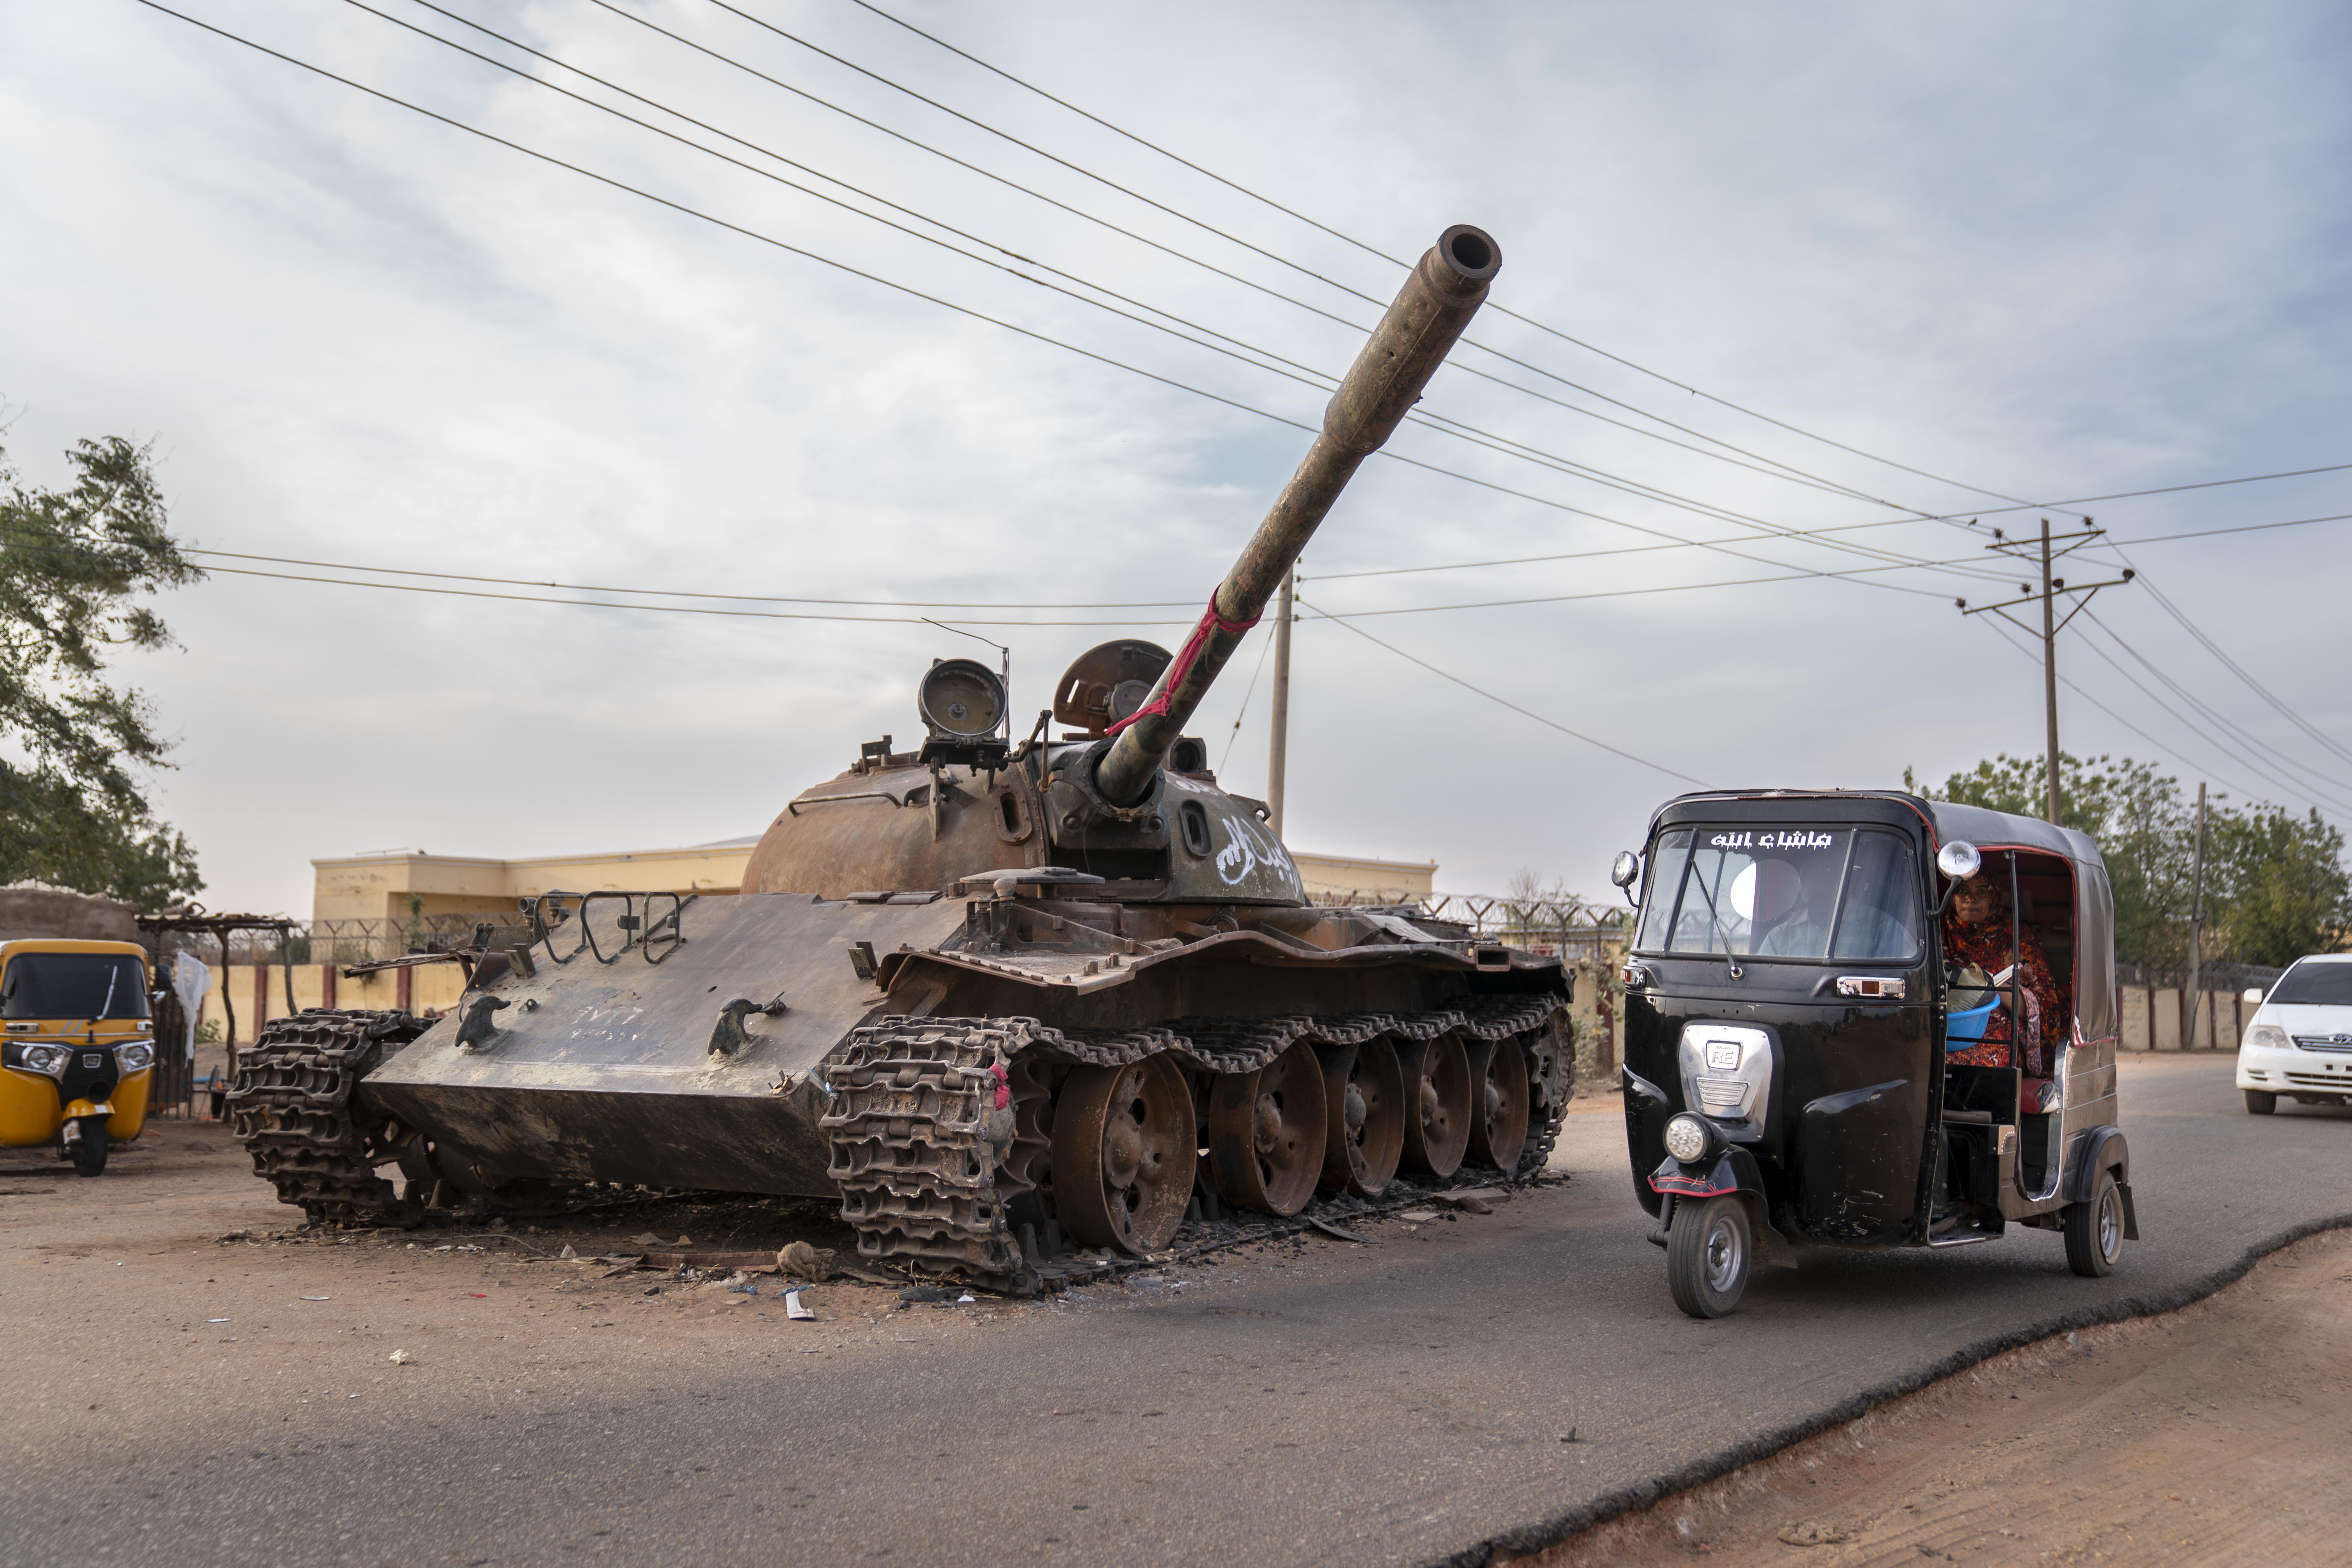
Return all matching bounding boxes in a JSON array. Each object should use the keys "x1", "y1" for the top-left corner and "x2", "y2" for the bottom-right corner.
[
  {"x1": 2206, "y1": 806, "x2": 2351, "y2": 965},
  {"x1": 0, "y1": 432, "x2": 205, "y2": 907},
  {"x1": 1904, "y1": 752, "x2": 2193, "y2": 963}
]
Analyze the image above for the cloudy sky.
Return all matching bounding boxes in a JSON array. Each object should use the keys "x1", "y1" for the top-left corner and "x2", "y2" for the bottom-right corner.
[{"x1": 5, "y1": 0, "x2": 2348, "y2": 916}]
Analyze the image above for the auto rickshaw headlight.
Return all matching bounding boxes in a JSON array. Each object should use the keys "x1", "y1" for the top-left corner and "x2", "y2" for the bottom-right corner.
[
  {"x1": 15, "y1": 1044, "x2": 72, "y2": 1077},
  {"x1": 1663, "y1": 1113, "x2": 1712, "y2": 1164},
  {"x1": 118, "y1": 1041, "x2": 155, "y2": 1072}
]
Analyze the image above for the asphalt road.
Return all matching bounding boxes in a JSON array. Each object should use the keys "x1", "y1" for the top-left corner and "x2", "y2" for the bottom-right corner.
[{"x1": 3, "y1": 1053, "x2": 2345, "y2": 1568}]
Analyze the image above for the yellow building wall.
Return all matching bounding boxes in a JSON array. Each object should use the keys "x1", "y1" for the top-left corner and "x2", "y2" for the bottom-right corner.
[
  {"x1": 1293, "y1": 852, "x2": 1437, "y2": 901},
  {"x1": 313, "y1": 845, "x2": 756, "y2": 923},
  {"x1": 195, "y1": 962, "x2": 469, "y2": 1044},
  {"x1": 317, "y1": 844, "x2": 1431, "y2": 919}
]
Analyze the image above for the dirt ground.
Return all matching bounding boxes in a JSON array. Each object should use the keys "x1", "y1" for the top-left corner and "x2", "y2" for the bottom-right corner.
[{"x1": 1524, "y1": 1225, "x2": 2352, "y2": 1567}]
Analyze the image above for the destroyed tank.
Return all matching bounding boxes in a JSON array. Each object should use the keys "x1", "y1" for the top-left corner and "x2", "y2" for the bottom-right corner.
[{"x1": 229, "y1": 223, "x2": 1577, "y2": 1287}]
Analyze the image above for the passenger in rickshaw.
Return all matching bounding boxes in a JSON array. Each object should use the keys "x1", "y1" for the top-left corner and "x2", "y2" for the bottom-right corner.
[{"x1": 1943, "y1": 871, "x2": 2064, "y2": 1077}]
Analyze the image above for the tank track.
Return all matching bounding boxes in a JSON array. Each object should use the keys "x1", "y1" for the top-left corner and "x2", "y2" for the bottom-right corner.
[
  {"x1": 819, "y1": 994, "x2": 1566, "y2": 1288},
  {"x1": 225, "y1": 1008, "x2": 432, "y2": 1223}
]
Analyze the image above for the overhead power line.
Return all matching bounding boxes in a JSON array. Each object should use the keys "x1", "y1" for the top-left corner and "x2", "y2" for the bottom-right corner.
[
  {"x1": 1314, "y1": 505, "x2": 2352, "y2": 584},
  {"x1": 831, "y1": 0, "x2": 2086, "y2": 518},
  {"x1": 2102, "y1": 559, "x2": 2352, "y2": 773},
  {"x1": 618, "y1": 0, "x2": 1987, "y2": 523},
  {"x1": 197, "y1": 562, "x2": 1199, "y2": 626},
  {"x1": 1297, "y1": 596, "x2": 1709, "y2": 785},
  {"x1": 1969, "y1": 614, "x2": 2270, "y2": 807},
  {"x1": 2068, "y1": 616, "x2": 2352, "y2": 813},
  {"x1": 360, "y1": 0, "x2": 2009, "y2": 588},
  {"x1": 184, "y1": 547, "x2": 1198, "y2": 609},
  {"x1": 149, "y1": 1, "x2": 2024, "y2": 608}
]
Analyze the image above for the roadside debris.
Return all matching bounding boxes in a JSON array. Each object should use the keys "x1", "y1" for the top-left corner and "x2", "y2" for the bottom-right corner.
[
  {"x1": 388, "y1": 1349, "x2": 414, "y2": 1365},
  {"x1": 1394, "y1": 1209, "x2": 1441, "y2": 1224},
  {"x1": 785, "y1": 1289, "x2": 815, "y2": 1321},
  {"x1": 777, "y1": 1239, "x2": 837, "y2": 1278},
  {"x1": 1306, "y1": 1217, "x2": 1372, "y2": 1244}
]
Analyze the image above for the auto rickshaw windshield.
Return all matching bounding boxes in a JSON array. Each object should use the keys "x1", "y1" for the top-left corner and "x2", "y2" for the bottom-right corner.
[
  {"x1": 1636, "y1": 826, "x2": 1922, "y2": 962},
  {"x1": 0, "y1": 953, "x2": 151, "y2": 1020}
]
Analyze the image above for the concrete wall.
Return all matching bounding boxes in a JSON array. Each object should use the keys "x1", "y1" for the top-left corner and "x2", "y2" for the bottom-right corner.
[{"x1": 2118, "y1": 983, "x2": 2248, "y2": 1052}]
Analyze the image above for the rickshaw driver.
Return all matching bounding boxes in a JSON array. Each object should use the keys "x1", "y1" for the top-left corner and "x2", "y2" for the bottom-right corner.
[{"x1": 1756, "y1": 850, "x2": 1913, "y2": 959}]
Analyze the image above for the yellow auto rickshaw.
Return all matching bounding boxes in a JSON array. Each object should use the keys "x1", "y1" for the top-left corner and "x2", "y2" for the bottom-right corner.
[{"x1": 0, "y1": 939, "x2": 157, "y2": 1176}]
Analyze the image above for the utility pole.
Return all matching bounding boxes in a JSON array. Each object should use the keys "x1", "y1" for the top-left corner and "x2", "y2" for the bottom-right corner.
[
  {"x1": 2039, "y1": 520, "x2": 2063, "y2": 826},
  {"x1": 1957, "y1": 518, "x2": 2134, "y2": 828},
  {"x1": 2186, "y1": 781, "x2": 2208, "y2": 1050},
  {"x1": 1266, "y1": 563, "x2": 1294, "y2": 838}
]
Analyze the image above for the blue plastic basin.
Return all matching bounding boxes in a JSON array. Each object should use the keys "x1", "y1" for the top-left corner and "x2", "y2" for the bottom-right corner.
[{"x1": 1945, "y1": 997, "x2": 2000, "y2": 1048}]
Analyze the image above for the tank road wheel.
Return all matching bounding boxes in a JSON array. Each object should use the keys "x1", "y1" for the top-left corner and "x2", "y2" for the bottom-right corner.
[
  {"x1": 1320, "y1": 1038, "x2": 1405, "y2": 1197},
  {"x1": 2064, "y1": 1167, "x2": 2126, "y2": 1279},
  {"x1": 1210, "y1": 1041, "x2": 1329, "y2": 1217},
  {"x1": 1667, "y1": 1195, "x2": 1752, "y2": 1319},
  {"x1": 1467, "y1": 1037, "x2": 1531, "y2": 1172},
  {"x1": 1400, "y1": 1034, "x2": 1473, "y2": 1179},
  {"x1": 1050, "y1": 1055, "x2": 1197, "y2": 1255}
]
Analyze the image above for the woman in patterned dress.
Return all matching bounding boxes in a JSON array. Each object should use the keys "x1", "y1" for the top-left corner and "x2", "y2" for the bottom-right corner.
[{"x1": 1943, "y1": 871, "x2": 2066, "y2": 1076}]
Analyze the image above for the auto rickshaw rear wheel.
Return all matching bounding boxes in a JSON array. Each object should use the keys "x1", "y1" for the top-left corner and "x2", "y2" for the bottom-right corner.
[
  {"x1": 68, "y1": 1119, "x2": 109, "y2": 1178},
  {"x1": 1667, "y1": 1195, "x2": 1752, "y2": 1319},
  {"x1": 2243, "y1": 1089, "x2": 2277, "y2": 1115},
  {"x1": 2064, "y1": 1167, "x2": 2124, "y2": 1277}
]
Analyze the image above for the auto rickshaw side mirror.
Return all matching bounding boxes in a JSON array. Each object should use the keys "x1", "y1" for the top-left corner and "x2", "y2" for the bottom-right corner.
[
  {"x1": 1610, "y1": 851, "x2": 1641, "y2": 907},
  {"x1": 1930, "y1": 839, "x2": 1981, "y2": 915}
]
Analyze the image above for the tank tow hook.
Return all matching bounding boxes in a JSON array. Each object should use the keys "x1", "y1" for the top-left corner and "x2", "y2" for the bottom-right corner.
[
  {"x1": 454, "y1": 994, "x2": 510, "y2": 1053},
  {"x1": 710, "y1": 993, "x2": 790, "y2": 1058}
]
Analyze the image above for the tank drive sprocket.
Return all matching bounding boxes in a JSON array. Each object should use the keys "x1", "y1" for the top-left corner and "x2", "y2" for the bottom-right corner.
[
  {"x1": 820, "y1": 994, "x2": 1565, "y2": 1286},
  {"x1": 226, "y1": 1008, "x2": 432, "y2": 1224}
]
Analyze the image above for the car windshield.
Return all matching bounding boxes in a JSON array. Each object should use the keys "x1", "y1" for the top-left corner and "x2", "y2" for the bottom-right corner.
[
  {"x1": 1635, "y1": 827, "x2": 1921, "y2": 962},
  {"x1": 0, "y1": 953, "x2": 151, "y2": 1020},
  {"x1": 2267, "y1": 961, "x2": 2352, "y2": 1007}
]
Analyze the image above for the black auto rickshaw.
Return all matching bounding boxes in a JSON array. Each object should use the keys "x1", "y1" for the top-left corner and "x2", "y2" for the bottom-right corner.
[{"x1": 1608, "y1": 791, "x2": 2137, "y2": 1318}]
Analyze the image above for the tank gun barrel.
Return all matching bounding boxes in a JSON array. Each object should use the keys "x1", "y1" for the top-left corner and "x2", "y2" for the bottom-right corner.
[{"x1": 1095, "y1": 224, "x2": 1501, "y2": 806}]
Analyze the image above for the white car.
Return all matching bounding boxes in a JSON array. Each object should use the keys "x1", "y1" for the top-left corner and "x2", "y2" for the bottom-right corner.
[{"x1": 2237, "y1": 953, "x2": 2352, "y2": 1114}]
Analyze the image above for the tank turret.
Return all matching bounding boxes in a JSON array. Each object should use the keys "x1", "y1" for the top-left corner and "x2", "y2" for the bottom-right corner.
[{"x1": 742, "y1": 224, "x2": 1501, "y2": 904}]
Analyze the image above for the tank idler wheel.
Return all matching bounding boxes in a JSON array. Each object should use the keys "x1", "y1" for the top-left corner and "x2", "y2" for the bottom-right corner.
[
  {"x1": 1667, "y1": 1195, "x2": 1752, "y2": 1319},
  {"x1": 1319, "y1": 1038, "x2": 1404, "y2": 1197},
  {"x1": 1400, "y1": 1034, "x2": 1472, "y2": 1179},
  {"x1": 1050, "y1": 1055, "x2": 1197, "y2": 1254},
  {"x1": 1209, "y1": 1042, "x2": 1327, "y2": 1217},
  {"x1": 1467, "y1": 1036, "x2": 1531, "y2": 1171}
]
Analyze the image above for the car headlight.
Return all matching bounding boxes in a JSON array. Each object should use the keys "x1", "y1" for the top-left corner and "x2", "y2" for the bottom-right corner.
[
  {"x1": 2244, "y1": 1024, "x2": 2288, "y2": 1050},
  {"x1": 118, "y1": 1041, "x2": 155, "y2": 1072},
  {"x1": 1663, "y1": 1112, "x2": 1712, "y2": 1164},
  {"x1": 17, "y1": 1044, "x2": 71, "y2": 1077}
]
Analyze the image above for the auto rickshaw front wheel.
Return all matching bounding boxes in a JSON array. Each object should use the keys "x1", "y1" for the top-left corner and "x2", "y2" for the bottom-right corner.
[
  {"x1": 1667, "y1": 1195, "x2": 1752, "y2": 1318},
  {"x1": 2064, "y1": 1168, "x2": 2125, "y2": 1278},
  {"x1": 66, "y1": 1119, "x2": 109, "y2": 1178}
]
